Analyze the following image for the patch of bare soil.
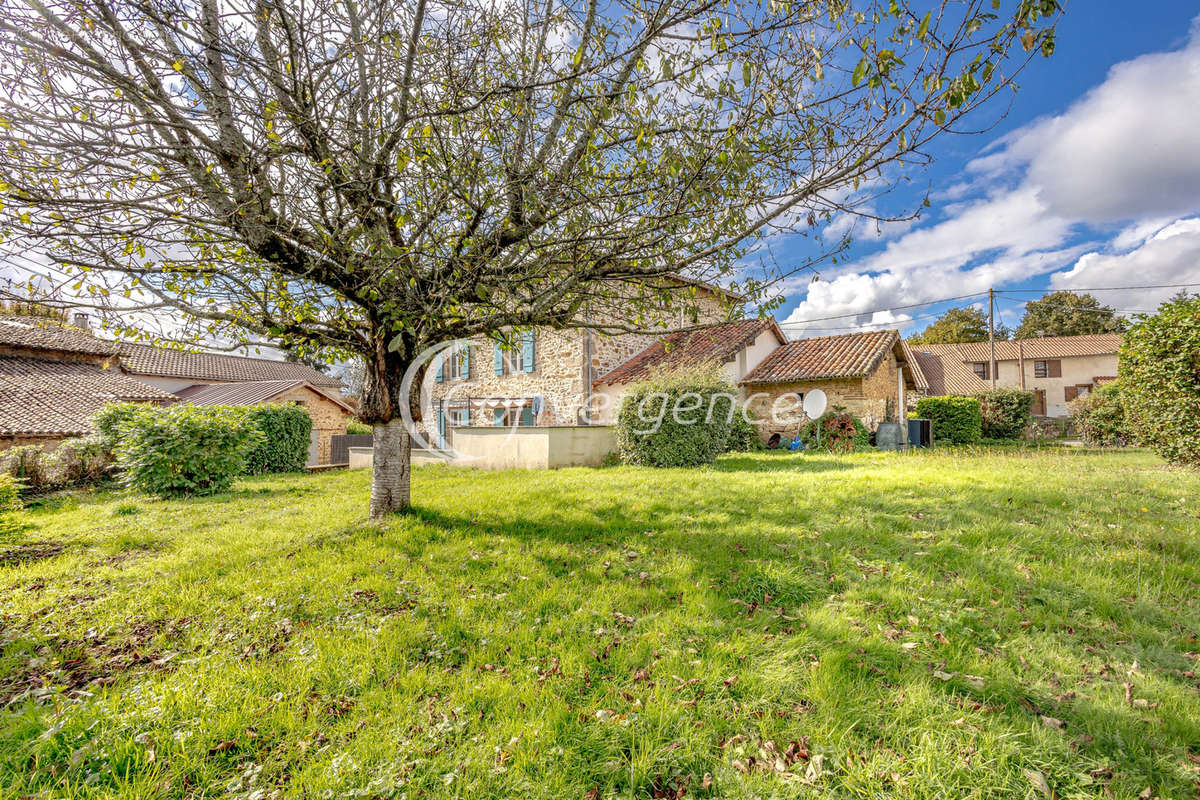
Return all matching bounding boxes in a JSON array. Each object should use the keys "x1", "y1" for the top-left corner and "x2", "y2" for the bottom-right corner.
[
  {"x1": 0, "y1": 616, "x2": 193, "y2": 706},
  {"x1": 0, "y1": 541, "x2": 66, "y2": 567}
]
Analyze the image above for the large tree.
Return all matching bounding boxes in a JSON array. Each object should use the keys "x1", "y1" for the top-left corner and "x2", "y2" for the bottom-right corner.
[
  {"x1": 1016, "y1": 290, "x2": 1127, "y2": 339},
  {"x1": 908, "y1": 305, "x2": 1009, "y2": 345},
  {"x1": 0, "y1": 0, "x2": 1059, "y2": 516}
]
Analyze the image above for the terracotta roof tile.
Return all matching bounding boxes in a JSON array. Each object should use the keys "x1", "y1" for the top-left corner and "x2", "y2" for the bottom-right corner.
[
  {"x1": 0, "y1": 356, "x2": 173, "y2": 436},
  {"x1": 176, "y1": 379, "x2": 352, "y2": 412},
  {"x1": 740, "y1": 330, "x2": 900, "y2": 384},
  {"x1": 118, "y1": 342, "x2": 341, "y2": 386},
  {"x1": 906, "y1": 347, "x2": 989, "y2": 396},
  {"x1": 595, "y1": 319, "x2": 783, "y2": 386},
  {"x1": 952, "y1": 333, "x2": 1122, "y2": 362},
  {"x1": 0, "y1": 315, "x2": 117, "y2": 357}
]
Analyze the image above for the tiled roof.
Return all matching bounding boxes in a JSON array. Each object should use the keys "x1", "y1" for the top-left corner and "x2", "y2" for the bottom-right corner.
[
  {"x1": 0, "y1": 315, "x2": 117, "y2": 357},
  {"x1": 952, "y1": 334, "x2": 1122, "y2": 363},
  {"x1": 906, "y1": 346, "x2": 989, "y2": 396},
  {"x1": 176, "y1": 379, "x2": 353, "y2": 412},
  {"x1": 899, "y1": 341, "x2": 931, "y2": 393},
  {"x1": 740, "y1": 329, "x2": 900, "y2": 384},
  {"x1": 118, "y1": 342, "x2": 341, "y2": 387},
  {"x1": 595, "y1": 319, "x2": 784, "y2": 386},
  {"x1": 0, "y1": 356, "x2": 173, "y2": 436}
]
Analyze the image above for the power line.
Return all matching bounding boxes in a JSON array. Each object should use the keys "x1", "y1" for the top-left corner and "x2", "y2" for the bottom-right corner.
[
  {"x1": 995, "y1": 283, "x2": 1200, "y2": 293},
  {"x1": 777, "y1": 291, "x2": 988, "y2": 327}
]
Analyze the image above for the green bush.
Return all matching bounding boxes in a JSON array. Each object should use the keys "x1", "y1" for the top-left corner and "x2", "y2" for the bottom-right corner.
[
  {"x1": 94, "y1": 402, "x2": 150, "y2": 452},
  {"x1": 114, "y1": 404, "x2": 262, "y2": 497},
  {"x1": 977, "y1": 388, "x2": 1035, "y2": 440},
  {"x1": 46, "y1": 436, "x2": 111, "y2": 485},
  {"x1": 722, "y1": 406, "x2": 763, "y2": 453},
  {"x1": 616, "y1": 369, "x2": 736, "y2": 467},
  {"x1": 242, "y1": 405, "x2": 313, "y2": 474},
  {"x1": 799, "y1": 409, "x2": 871, "y2": 453},
  {"x1": 0, "y1": 473, "x2": 20, "y2": 512},
  {"x1": 1120, "y1": 295, "x2": 1200, "y2": 466},
  {"x1": 346, "y1": 419, "x2": 372, "y2": 435},
  {"x1": 1070, "y1": 382, "x2": 1129, "y2": 447},
  {"x1": 0, "y1": 445, "x2": 49, "y2": 489},
  {"x1": 914, "y1": 395, "x2": 983, "y2": 444}
]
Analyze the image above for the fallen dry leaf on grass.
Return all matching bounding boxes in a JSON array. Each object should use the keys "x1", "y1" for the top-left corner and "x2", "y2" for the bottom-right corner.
[{"x1": 1024, "y1": 768, "x2": 1054, "y2": 798}]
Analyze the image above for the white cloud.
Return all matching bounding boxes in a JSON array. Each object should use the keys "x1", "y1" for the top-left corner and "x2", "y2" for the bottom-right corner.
[
  {"x1": 782, "y1": 16, "x2": 1200, "y2": 334},
  {"x1": 971, "y1": 19, "x2": 1200, "y2": 223},
  {"x1": 1050, "y1": 217, "x2": 1200, "y2": 311}
]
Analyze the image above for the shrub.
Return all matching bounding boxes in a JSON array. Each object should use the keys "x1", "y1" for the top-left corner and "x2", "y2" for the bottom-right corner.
[
  {"x1": 346, "y1": 419, "x2": 372, "y2": 435},
  {"x1": 914, "y1": 395, "x2": 982, "y2": 444},
  {"x1": 0, "y1": 445, "x2": 49, "y2": 489},
  {"x1": 1070, "y1": 382, "x2": 1129, "y2": 446},
  {"x1": 242, "y1": 405, "x2": 313, "y2": 474},
  {"x1": 1120, "y1": 295, "x2": 1200, "y2": 466},
  {"x1": 977, "y1": 388, "x2": 1035, "y2": 440},
  {"x1": 94, "y1": 402, "x2": 150, "y2": 452},
  {"x1": 115, "y1": 404, "x2": 262, "y2": 497},
  {"x1": 0, "y1": 473, "x2": 20, "y2": 512},
  {"x1": 800, "y1": 409, "x2": 871, "y2": 453},
  {"x1": 46, "y1": 436, "x2": 111, "y2": 485},
  {"x1": 616, "y1": 369, "x2": 736, "y2": 467},
  {"x1": 723, "y1": 407, "x2": 763, "y2": 453}
]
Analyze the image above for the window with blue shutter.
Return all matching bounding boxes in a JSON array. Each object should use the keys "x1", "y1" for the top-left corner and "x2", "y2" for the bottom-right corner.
[
  {"x1": 521, "y1": 331, "x2": 535, "y2": 372},
  {"x1": 519, "y1": 407, "x2": 534, "y2": 427},
  {"x1": 435, "y1": 359, "x2": 444, "y2": 382},
  {"x1": 493, "y1": 407, "x2": 506, "y2": 426},
  {"x1": 436, "y1": 408, "x2": 445, "y2": 440},
  {"x1": 494, "y1": 342, "x2": 504, "y2": 376},
  {"x1": 460, "y1": 345, "x2": 470, "y2": 379}
]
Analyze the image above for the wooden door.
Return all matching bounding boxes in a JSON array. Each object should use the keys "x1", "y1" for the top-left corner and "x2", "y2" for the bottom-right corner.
[{"x1": 1031, "y1": 389, "x2": 1046, "y2": 416}]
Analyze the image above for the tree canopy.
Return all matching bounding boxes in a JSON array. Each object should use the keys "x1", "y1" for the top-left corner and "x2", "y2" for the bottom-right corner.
[
  {"x1": 1015, "y1": 291, "x2": 1127, "y2": 339},
  {"x1": 0, "y1": 0, "x2": 1061, "y2": 514},
  {"x1": 908, "y1": 305, "x2": 1009, "y2": 345}
]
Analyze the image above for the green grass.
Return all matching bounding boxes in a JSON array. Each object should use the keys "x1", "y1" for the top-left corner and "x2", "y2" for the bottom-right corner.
[{"x1": 1, "y1": 448, "x2": 1198, "y2": 799}]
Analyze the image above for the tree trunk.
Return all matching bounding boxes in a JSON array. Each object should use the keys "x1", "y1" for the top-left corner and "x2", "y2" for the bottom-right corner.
[{"x1": 370, "y1": 418, "x2": 412, "y2": 518}]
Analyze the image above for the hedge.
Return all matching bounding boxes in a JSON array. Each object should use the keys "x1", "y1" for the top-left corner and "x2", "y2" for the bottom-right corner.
[
  {"x1": 113, "y1": 404, "x2": 262, "y2": 497},
  {"x1": 242, "y1": 405, "x2": 313, "y2": 474},
  {"x1": 914, "y1": 395, "x2": 983, "y2": 444},
  {"x1": 94, "y1": 402, "x2": 148, "y2": 452},
  {"x1": 1120, "y1": 295, "x2": 1200, "y2": 466},
  {"x1": 0, "y1": 473, "x2": 20, "y2": 512},
  {"x1": 1070, "y1": 382, "x2": 1129, "y2": 447},
  {"x1": 616, "y1": 369, "x2": 737, "y2": 467},
  {"x1": 800, "y1": 409, "x2": 871, "y2": 453},
  {"x1": 977, "y1": 388, "x2": 1035, "y2": 440}
]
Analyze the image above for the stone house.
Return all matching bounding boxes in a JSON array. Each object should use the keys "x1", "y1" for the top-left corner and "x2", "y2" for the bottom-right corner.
[
  {"x1": 907, "y1": 333, "x2": 1121, "y2": 418},
  {"x1": 738, "y1": 330, "x2": 923, "y2": 442},
  {"x1": 0, "y1": 313, "x2": 350, "y2": 463},
  {"x1": 424, "y1": 278, "x2": 746, "y2": 442}
]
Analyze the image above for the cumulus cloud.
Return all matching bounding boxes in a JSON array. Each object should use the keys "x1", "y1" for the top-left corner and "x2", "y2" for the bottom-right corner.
[{"x1": 781, "y1": 16, "x2": 1200, "y2": 336}]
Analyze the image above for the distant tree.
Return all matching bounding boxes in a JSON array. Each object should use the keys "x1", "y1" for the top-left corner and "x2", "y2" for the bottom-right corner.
[
  {"x1": 0, "y1": 0, "x2": 1061, "y2": 516},
  {"x1": 1015, "y1": 291, "x2": 1127, "y2": 339},
  {"x1": 909, "y1": 306, "x2": 1009, "y2": 345}
]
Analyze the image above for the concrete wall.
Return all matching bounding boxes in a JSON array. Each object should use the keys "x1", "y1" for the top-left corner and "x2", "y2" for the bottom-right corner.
[
  {"x1": 351, "y1": 426, "x2": 617, "y2": 470},
  {"x1": 973, "y1": 352, "x2": 1118, "y2": 417}
]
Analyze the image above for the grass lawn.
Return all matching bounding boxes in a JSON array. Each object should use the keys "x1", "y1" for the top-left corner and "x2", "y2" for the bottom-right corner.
[{"x1": 1, "y1": 447, "x2": 1198, "y2": 799}]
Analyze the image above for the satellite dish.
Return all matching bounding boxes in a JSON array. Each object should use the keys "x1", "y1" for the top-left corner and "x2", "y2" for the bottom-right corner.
[{"x1": 802, "y1": 388, "x2": 827, "y2": 419}]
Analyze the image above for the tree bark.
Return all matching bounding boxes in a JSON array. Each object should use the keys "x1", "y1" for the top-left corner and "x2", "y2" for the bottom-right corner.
[{"x1": 370, "y1": 417, "x2": 412, "y2": 518}]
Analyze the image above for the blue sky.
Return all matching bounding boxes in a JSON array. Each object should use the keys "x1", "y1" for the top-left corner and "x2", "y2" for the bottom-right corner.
[{"x1": 770, "y1": 2, "x2": 1200, "y2": 339}]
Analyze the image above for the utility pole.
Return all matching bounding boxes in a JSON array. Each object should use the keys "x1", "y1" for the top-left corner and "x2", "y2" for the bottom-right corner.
[{"x1": 988, "y1": 288, "x2": 997, "y2": 388}]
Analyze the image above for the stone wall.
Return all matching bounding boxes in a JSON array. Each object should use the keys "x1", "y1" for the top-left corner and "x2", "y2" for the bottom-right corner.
[
  {"x1": 0, "y1": 435, "x2": 67, "y2": 453},
  {"x1": 268, "y1": 386, "x2": 349, "y2": 465},
  {"x1": 426, "y1": 286, "x2": 737, "y2": 436},
  {"x1": 743, "y1": 355, "x2": 903, "y2": 443}
]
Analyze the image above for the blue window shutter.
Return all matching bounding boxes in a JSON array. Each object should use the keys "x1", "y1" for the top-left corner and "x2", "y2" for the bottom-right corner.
[
  {"x1": 461, "y1": 345, "x2": 470, "y2": 379},
  {"x1": 522, "y1": 331, "x2": 535, "y2": 372},
  {"x1": 437, "y1": 408, "x2": 445, "y2": 439},
  {"x1": 493, "y1": 408, "x2": 505, "y2": 426},
  {"x1": 520, "y1": 407, "x2": 534, "y2": 427},
  {"x1": 494, "y1": 342, "x2": 504, "y2": 376},
  {"x1": 435, "y1": 359, "x2": 444, "y2": 382}
]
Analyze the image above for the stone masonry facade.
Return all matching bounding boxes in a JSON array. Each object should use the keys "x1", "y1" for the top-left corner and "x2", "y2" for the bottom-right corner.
[
  {"x1": 268, "y1": 386, "x2": 349, "y2": 465},
  {"x1": 425, "y1": 290, "x2": 733, "y2": 438}
]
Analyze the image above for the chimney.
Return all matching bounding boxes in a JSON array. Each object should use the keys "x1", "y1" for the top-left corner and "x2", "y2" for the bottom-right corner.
[{"x1": 72, "y1": 312, "x2": 90, "y2": 331}]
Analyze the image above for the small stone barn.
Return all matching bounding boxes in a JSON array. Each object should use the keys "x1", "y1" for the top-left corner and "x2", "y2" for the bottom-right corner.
[
  {"x1": 738, "y1": 329, "x2": 924, "y2": 442},
  {"x1": 175, "y1": 380, "x2": 354, "y2": 465}
]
